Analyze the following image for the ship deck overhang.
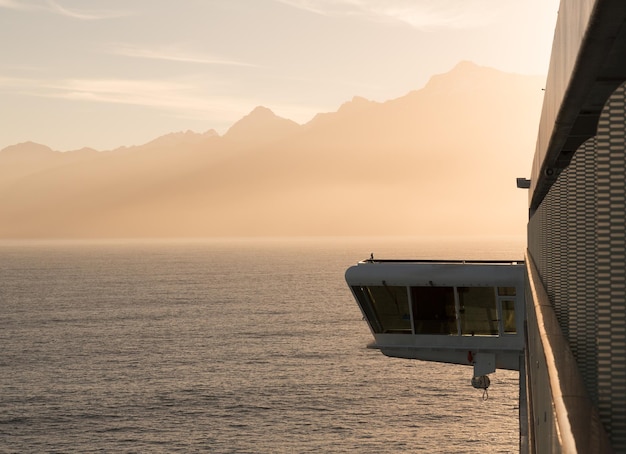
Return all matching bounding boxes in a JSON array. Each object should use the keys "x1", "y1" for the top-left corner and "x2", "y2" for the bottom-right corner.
[{"x1": 530, "y1": 0, "x2": 626, "y2": 212}]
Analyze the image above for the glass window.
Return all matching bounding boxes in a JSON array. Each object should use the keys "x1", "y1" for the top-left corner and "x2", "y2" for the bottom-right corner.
[
  {"x1": 351, "y1": 286, "x2": 383, "y2": 333},
  {"x1": 501, "y1": 300, "x2": 517, "y2": 333},
  {"x1": 352, "y1": 285, "x2": 411, "y2": 334},
  {"x1": 411, "y1": 286, "x2": 456, "y2": 335},
  {"x1": 498, "y1": 287, "x2": 516, "y2": 296},
  {"x1": 458, "y1": 287, "x2": 498, "y2": 336}
]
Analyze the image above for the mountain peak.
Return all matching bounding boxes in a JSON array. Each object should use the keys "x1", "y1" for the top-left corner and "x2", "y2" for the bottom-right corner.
[
  {"x1": 337, "y1": 95, "x2": 375, "y2": 113},
  {"x1": 451, "y1": 60, "x2": 482, "y2": 71},
  {"x1": 249, "y1": 105, "x2": 275, "y2": 117},
  {"x1": 224, "y1": 106, "x2": 301, "y2": 143},
  {"x1": 421, "y1": 60, "x2": 518, "y2": 97},
  {"x1": 1, "y1": 141, "x2": 55, "y2": 156},
  {"x1": 142, "y1": 129, "x2": 220, "y2": 149}
]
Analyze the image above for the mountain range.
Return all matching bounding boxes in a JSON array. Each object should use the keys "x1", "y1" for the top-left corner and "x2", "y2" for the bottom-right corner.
[{"x1": 0, "y1": 62, "x2": 544, "y2": 239}]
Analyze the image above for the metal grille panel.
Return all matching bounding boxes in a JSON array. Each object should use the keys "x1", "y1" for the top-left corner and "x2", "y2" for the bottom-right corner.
[
  {"x1": 527, "y1": 82, "x2": 626, "y2": 450},
  {"x1": 596, "y1": 83, "x2": 626, "y2": 450}
]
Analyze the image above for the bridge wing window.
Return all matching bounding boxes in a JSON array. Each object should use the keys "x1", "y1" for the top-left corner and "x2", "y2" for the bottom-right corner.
[
  {"x1": 501, "y1": 300, "x2": 517, "y2": 333},
  {"x1": 411, "y1": 286, "x2": 456, "y2": 335},
  {"x1": 352, "y1": 285, "x2": 411, "y2": 334},
  {"x1": 459, "y1": 287, "x2": 498, "y2": 336},
  {"x1": 351, "y1": 286, "x2": 383, "y2": 333},
  {"x1": 498, "y1": 286, "x2": 516, "y2": 296},
  {"x1": 354, "y1": 284, "x2": 518, "y2": 337}
]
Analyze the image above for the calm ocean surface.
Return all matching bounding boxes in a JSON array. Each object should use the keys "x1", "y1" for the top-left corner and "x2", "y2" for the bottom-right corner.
[{"x1": 0, "y1": 236, "x2": 524, "y2": 453}]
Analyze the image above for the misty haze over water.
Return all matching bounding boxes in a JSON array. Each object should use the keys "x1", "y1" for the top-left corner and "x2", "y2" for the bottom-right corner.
[{"x1": 0, "y1": 62, "x2": 542, "y2": 240}]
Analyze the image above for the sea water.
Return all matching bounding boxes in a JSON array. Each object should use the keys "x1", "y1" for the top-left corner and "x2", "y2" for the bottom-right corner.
[{"x1": 0, "y1": 237, "x2": 524, "y2": 453}]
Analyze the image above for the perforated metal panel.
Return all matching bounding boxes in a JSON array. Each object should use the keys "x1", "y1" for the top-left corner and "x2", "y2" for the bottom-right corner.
[
  {"x1": 568, "y1": 137, "x2": 598, "y2": 405},
  {"x1": 527, "y1": 82, "x2": 626, "y2": 451},
  {"x1": 595, "y1": 83, "x2": 626, "y2": 450}
]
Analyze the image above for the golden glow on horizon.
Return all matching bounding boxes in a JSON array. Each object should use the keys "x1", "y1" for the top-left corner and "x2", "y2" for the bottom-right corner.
[{"x1": 0, "y1": 63, "x2": 542, "y2": 239}]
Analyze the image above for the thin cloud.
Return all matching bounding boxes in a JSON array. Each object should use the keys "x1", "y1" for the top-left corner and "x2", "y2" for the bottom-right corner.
[
  {"x1": 45, "y1": 78, "x2": 215, "y2": 112},
  {"x1": 273, "y1": 0, "x2": 354, "y2": 16},
  {"x1": 275, "y1": 0, "x2": 499, "y2": 30},
  {"x1": 0, "y1": 0, "x2": 39, "y2": 11},
  {"x1": 375, "y1": 2, "x2": 499, "y2": 30},
  {"x1": 0, "y1": 74, "x2": 318, "y2": 127},
  {"x1": 0, "y1": 0, "x2": 130, "y2": 19},
  {"x1": 46, "y1": 0, "x2": 130, "y2": 20},
  {"x1": 109, "y1": 44, "x2": 257, "y2": 67},
  {"x1": 52, "y1": 78, "x2": 198, "y2": 109},
  {"x1": 0, "y1": 75, "x2": 253, "y2": 120}
]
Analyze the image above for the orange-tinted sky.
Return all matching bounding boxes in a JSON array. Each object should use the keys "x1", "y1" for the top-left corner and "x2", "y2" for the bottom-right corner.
[{"x1": 0, "y1": 0, "x2": 560, "y2": 151}]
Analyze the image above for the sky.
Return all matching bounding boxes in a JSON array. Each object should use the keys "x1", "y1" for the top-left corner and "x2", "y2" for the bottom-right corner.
[{"x1": 0, "y1": 0, "x2": 561, "y2": 151}]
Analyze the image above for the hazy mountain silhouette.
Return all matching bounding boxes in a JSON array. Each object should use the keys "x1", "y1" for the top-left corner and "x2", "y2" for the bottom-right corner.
[
  {"x1": 224, "y1": 106, "x2": 301, "y2": 145},
  {"x1": 0, "y1": 62, "x2": 544, "y2": 239}
]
